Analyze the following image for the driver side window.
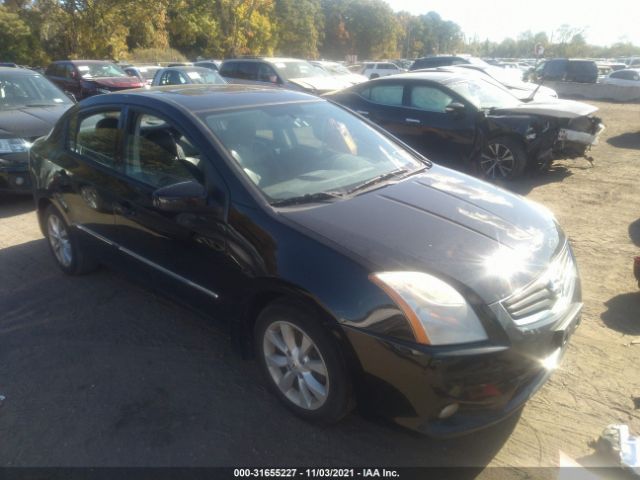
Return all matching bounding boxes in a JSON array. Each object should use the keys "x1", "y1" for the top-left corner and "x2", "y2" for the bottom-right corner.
[{"x1": 124, "y1": 112, "x2": 201, "y2": 188}]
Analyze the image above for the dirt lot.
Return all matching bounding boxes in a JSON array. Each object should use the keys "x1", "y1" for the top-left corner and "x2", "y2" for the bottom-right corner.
[{"x1": 0, "y1": 101, "x2": 639, "y2": 475}]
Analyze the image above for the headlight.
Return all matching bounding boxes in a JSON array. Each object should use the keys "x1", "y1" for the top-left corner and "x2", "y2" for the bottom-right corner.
[
  {"x1": 0, "y1": 138, "x2": 30, "y2": 154},
  {"x1": 370, "y1": 272, "x2": 488, "y2": 345}
]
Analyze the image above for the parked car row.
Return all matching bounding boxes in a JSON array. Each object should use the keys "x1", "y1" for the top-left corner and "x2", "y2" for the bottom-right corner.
[{"x1": 0, "y1": 52, "x2": 607, "y2": 199}]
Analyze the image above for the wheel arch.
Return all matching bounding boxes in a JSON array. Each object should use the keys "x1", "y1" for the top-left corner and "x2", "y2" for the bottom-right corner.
[{"x1": 235, "y1": 281, "x2": 363, "y2": 381}]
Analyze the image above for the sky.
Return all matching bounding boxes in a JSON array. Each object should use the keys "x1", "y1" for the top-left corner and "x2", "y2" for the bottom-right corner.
[{"x1": 386, "y1": 0, "x2": 640, "y2": 46}]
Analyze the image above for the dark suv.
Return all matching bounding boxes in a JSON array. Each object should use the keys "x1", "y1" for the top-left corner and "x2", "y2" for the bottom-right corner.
[
  {"x1": 532, "y1": 59, "x2": 598, "y2": 84},
  {"x1": 45, "y1": 60, "x2": 144, "y2": 100}
]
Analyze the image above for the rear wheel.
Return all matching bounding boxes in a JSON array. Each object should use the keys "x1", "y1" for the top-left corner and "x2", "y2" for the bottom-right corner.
[
  {"x1": 255, "y1": 301, "x2": 353, "y2": 424},
  {"x1": 44, "y1": 205, "x2": 99, "y2": 275},
  {"x1": 477, "y1": 136, "x2": 527, "y2": 181}
]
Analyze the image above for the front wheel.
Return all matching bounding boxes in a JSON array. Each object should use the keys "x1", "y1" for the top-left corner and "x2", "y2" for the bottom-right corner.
[
  {"x1": 477, "y1": 136, "x2": 527, "y2": 181},
  {"x1": 255, "y1": 301, "x2": 353, "y2": 424}
]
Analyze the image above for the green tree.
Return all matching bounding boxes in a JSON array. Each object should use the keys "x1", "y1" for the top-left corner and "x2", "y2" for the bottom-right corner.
[
  {"x1": 274, "y1": 0, "x2": 323, "y2": 58},
  {"x1": 0, "y1": 5, "x2": 33, "y2": 64}
]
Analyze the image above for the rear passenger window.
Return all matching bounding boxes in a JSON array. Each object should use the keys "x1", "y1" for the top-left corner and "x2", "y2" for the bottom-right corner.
[
  {"x1": 369, "y1": 84, "x2": 404, "y2": 106},
  {"x1": 69, "y1": 110, "x2": 121, "y2": 168},
  {"x1": 124, "y1": 113, "x2": 201, "y2": 188}
]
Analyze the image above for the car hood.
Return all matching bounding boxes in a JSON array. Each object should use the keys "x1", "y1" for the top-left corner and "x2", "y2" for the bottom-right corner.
[
  {"x1": 493, "y1": 98, "x2": 598, "y2": 118},
  {"x1": 0, "y1": 104, "x2": 71, "y2": 139},
  {"x1": 282, "y1": 165, "x2": 563, "y2": 304},
  {"x1": 85, "y1": 77, "x2": 144, "y2": 88},
  {"x1": 288, "y1": 76, "x2": 351, "y2": 91}
]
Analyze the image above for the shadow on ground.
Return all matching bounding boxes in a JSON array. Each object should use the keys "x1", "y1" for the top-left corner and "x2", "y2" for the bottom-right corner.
[
  {"x1": 629, "y1": 219, "x2": 640, "y2": 247},
  {"x1": 0, "y1": 194, "x2": 34, "y2": 219},
  {"x1": 601, "y1": 292, "x2": 640, "y2": 336},
  {"x1": 506, "y1": 165, "x2": 574, "y2": 196},
  {"x1": 0, "y1": 239, "x2": 518, "y2": 468},
  {"x1": 607, "y1": 132, "x2": 640, "y2": 150}
]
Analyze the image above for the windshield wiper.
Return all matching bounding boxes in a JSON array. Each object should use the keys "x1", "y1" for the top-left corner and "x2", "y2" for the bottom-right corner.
[
  {"x1": 271, "y1": 191, "x2": 343, "y2": 207},
  {"x1": 346, "y1": 168, "x2": 411, "y2": 195}
]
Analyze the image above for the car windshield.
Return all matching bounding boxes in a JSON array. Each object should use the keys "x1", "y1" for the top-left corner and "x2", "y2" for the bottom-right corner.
[
  {"x1": 483, "y1": 65, "x2": 523, "y2": 87},
  {"x1": 271, "y1": 61, "x2": 318, "y2": 80},
  {"x1": 0, "y1": 73, "x2": 72, "y2": 110},
  {"x1": 323, "y1": 63, "x2": 352, "y2": 75},
  {"x1": 449, "y1": 78, "x2": 521, "y2": 109},
  {"x1": 77, "y1": 63, "x2": 128, "y2": 79},
  {"x1": 200, "y1": 101, "x2": 426, "y2": 204},
  {"x1": 184, "y1": 69, "x2": 226, "y2": 84},
  {"x1": 133, "y1": 66, "x2": 160, "y2": 80}
]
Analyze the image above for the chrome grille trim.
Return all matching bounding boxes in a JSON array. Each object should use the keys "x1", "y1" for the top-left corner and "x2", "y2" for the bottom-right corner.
[{"x1": 501, "y1": 244, "x2": 577, "y2": 326}]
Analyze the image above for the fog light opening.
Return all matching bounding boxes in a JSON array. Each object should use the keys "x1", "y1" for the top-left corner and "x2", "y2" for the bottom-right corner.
[{"x1": 438, "y1": 403, "x2": 459, "y2": 419}]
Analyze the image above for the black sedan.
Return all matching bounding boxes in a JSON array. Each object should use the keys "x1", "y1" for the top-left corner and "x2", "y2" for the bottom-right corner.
[
  {"x1": 30, "y1": 85, "x2": 582, "y2": 435},
  {"x1": 0, "y1": 67, "x2": 74, "y2": 193},
  {"x1": 326, "y1": 71, "x2": 604, "y2": 180}
]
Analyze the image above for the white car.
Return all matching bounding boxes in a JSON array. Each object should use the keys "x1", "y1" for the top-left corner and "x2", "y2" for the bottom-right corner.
[
  {"x1": 310, "y1": 61, "x2": 368, "y2": 85},
  {"x1": 360, "y1": 62, "x2": 404, "y2": 79},
  {"x1": 600, "y1": 69, "x2": 640, "y2": 86}
]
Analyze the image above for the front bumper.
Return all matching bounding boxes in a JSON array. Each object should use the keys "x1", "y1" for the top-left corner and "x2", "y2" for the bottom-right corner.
[
  {"x1": 0, "y1": 153, "x2": 31, "y2": 194},
  {"x1": 344, "y1": 302, "x2": 581, "y2": 437},
  {"x1": 554, "y1": 121, "x2": 605, "y2": 159}
]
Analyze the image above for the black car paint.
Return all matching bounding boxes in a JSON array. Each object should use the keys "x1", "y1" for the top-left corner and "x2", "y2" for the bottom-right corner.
[
  {"x1": 326, "y1": 74, "x2": 597, "y2": 170},
  {"x1": 29, "y1": 85, "x2": 581, "y2": 435}
]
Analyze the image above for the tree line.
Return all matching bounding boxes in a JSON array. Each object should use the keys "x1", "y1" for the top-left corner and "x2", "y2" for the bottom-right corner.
[{"x1": 1, "y1": 0, "x2": 639, "y2": 66}]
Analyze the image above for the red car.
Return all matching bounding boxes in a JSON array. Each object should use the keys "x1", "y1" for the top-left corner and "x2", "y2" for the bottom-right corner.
[{"x1": 45, "y1": 60, "x2": 144, "y2": 100}]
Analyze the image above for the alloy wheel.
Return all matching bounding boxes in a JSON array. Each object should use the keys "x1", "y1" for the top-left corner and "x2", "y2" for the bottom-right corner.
[
  {"x1": 262, "y1": 321, "x2": 330, "y2": 411},
  {"x1": 480, "y1": 142, "x2": 515, "y2": 179},
  {"x1": 47, "y1": 214, "x2": 73, "y2": 267}
]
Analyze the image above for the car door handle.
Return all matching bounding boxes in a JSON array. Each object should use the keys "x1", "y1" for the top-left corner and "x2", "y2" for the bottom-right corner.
[
  {"x1": 405, "y1": 118, "x2": 421, "y2": 124},
  {"x1": 356, "y1": 110, "x2": 369, "y2": 116}
]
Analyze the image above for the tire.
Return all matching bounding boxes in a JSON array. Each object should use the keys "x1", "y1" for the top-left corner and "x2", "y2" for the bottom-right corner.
[
  {"x1": 43, "y1": 205, "x2": 99, "y2": 275},
  {"x1": 254, "y1": 300, "x2": 353, "y2": 424},
  {"x1": 370, "y1": 73, "x2": 379, "y2": 79},
  {"x1": 476, "y1": 136, "x2": 527, "y2": 181}
]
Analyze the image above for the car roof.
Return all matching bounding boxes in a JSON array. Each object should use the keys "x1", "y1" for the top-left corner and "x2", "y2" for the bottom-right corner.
[
  {"x1": 52, "y1": 60, "x2": 116, "y2": 65},
  {"x1": 223, "y1": 57, "x2": 305, "y2": 63},
  {"x1": 0, "y1": 66, "x2": 43, "y2": 76},
  {"x1": 371, "y1": 70, "x2": 472, "y2": 85},
  {"x1": 85, "y1": 84, "x2": 322, "y2": 113},
  {"x1": 158, "y1": 66, "x2": 215, "y2": 73}
]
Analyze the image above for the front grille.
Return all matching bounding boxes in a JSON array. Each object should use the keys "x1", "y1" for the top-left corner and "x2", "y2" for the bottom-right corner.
[{"x1": 502, "y1": 245, "x2": 576, "y2": 325}]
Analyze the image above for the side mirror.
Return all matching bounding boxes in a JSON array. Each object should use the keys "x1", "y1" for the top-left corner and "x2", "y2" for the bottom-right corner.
[
  {"x1": 445, "y1": 102, "x2": 466, "y2": 116},
  {"x1": 152, "y1": 180, "x2": 208, "y2": 212}
]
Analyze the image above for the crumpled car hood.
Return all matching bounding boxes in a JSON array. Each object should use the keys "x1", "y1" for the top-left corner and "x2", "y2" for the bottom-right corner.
[
  {"x1": 87, "y1": 77, "x2": 144, "y2": 88},
  {"x1": 288, "y1": 76, "x2": 351, "y2": 91},
  {"x1": 494, "y1": 99, "x2": 598, "y2": 118},
  {"x1": 282, "y1": 165, "x2": 563, "y2": 304}
]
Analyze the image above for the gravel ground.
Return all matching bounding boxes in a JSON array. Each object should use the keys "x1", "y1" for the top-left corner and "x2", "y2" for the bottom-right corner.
[{"x1": 0, "y1": 100, "x2": 638, "y2": 475}]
